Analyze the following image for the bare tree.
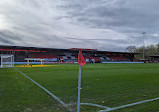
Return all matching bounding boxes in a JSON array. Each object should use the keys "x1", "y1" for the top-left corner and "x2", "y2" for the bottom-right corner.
[
  {"x1": 134, "y1": 43, "x2": 159, "y2": 60},
  {"x1": 126, "y1": 46, "x2": 136, "y2": 53}
]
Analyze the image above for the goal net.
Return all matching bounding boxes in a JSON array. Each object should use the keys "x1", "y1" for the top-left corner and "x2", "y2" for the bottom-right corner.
[{"x1": 0, "y1": 55, "x2": 14, "y2": 68}]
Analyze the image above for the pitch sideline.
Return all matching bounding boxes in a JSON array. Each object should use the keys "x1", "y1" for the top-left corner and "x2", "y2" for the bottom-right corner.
[{"x1": 99, "y1": 97, "x2": 159, "y2": 112}]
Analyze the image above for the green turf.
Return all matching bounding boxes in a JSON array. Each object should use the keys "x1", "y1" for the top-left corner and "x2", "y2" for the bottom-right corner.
[{"x1": 1, "y1": 63, "x2": 159, "y2": 112}]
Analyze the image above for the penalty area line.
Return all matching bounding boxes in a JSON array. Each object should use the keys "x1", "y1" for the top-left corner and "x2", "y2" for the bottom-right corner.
[
  {"x1": 14, "y1": 68, "x2": 73, "y2": 112},
  {"x1": 99, "y1": 97, "x2": 159, "y2": 112}
]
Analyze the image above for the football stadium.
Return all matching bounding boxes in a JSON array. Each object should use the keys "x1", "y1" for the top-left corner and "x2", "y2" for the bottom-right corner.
[
  {"x1": 1, "y1": 1, "x2": 159, "y2": 112},
  {"x1": 1, "y1": 45, "x2": 159, "y2": 112}
]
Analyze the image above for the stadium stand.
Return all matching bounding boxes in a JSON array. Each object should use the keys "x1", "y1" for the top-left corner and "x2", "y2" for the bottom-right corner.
[
  {"x1": 0, "y1": 45, "x2": 139, "y2": 63},
  {"x1": 28, "y1": 53, "x2": 57, "y2": 59}
]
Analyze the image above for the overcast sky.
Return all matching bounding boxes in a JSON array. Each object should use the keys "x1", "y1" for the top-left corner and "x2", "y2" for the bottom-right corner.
[{"x1": 0, "y1": 0, "x2": 159, "y2": 51}]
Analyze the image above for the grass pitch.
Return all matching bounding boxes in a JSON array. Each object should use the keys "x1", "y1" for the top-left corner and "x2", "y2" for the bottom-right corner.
[{"x1": 1, "y1": 63, "x2": 159, "y2": 112}]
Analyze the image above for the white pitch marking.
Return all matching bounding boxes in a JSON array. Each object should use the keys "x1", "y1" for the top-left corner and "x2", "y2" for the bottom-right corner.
[
  {"x1": 81, "y1": 103, "x2": 111, "y2": 110},
  {"x1": 14, "y1": 68, "x2": 73, "y2": 112},
  {"x1": 99, "y1": 97, "x2": 159, "y2": 112},
  {"x1": 67, "y1": 102, "x2": 111, "y2": 110}
]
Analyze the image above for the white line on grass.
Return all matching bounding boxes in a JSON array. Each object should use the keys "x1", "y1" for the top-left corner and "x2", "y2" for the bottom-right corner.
[
  {"x1": 14, "y1": 68, "x2": 73, "y2": 112},
  {"x1": 81, "y1": 103, "x2": 111, "y2": 110},
  {"x1": 99, "y1": 97, "x2": 159, "y2": 112},
  {"x1": 67, "y1": 103, "x2": 111, "y2": 110}
]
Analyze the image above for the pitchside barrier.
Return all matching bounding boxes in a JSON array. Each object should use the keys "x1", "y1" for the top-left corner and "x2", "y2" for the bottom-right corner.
[
  {"x1": 13, "y1": 62, "x2": 74, "y2": 65},
  {"x1": 12, "y1": 61, "x2": 144, "y2": 65},
  {"x1": 101, "y1": 62, "x2": 144, "y2": 63},
  {"x1": 75, "y1": 62, "x2": 144, "y2": 64}
]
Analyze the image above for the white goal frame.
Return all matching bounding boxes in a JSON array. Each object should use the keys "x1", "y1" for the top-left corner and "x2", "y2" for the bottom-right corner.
[{"x1": 0, "y1": 54, "x2": 14, "y2": 68}]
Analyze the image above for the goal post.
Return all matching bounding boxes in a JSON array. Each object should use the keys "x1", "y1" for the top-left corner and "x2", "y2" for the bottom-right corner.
[{"x1": 0, "y1": 54, "x2": 14, "y2": 68}]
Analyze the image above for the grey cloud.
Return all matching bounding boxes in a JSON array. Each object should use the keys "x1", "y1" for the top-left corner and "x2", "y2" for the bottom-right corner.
[
  {"x1": 0, "y1": 0, "x2": 159, "y2": 51},
  {"x1": 0, "y1": 36, "x2": 14, "y2": 45},
  {"x1": 60, "y1": 0, "x2": 159, "y2": 33},
  {"x1": 0, "y1": 30, "x2": 22, "y2": 45}
]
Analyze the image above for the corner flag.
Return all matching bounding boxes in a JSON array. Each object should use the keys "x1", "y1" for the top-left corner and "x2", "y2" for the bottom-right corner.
[
  {"x1": 78, "y1": 49, "x2": 86, "y2": 66},
  {"x1": 77, "y1": 49, "x2": 86, "y2": 112}
]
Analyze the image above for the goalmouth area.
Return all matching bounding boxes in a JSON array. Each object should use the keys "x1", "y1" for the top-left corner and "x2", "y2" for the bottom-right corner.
[
  {"x1": 1, "y1": 63, "x2": 159, "y2": 112},
  {"x1": 0, "y1": 54, "x2": 14, "y2": 68}
]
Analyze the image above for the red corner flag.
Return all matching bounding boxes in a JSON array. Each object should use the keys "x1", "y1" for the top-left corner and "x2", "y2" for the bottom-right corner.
[{"x1": 78, "y1": 49, "x2": 86, "y2": 66}]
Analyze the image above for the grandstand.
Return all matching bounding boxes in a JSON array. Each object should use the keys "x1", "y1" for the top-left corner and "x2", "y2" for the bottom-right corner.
[{"x1": 0, "y1": 45, "x2": 138, "y2": 63}]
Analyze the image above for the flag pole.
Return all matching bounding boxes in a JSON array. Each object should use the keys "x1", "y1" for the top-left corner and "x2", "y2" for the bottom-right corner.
[{"x1": 77, "y1": 65, "x2": 81, "y2": 112}]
